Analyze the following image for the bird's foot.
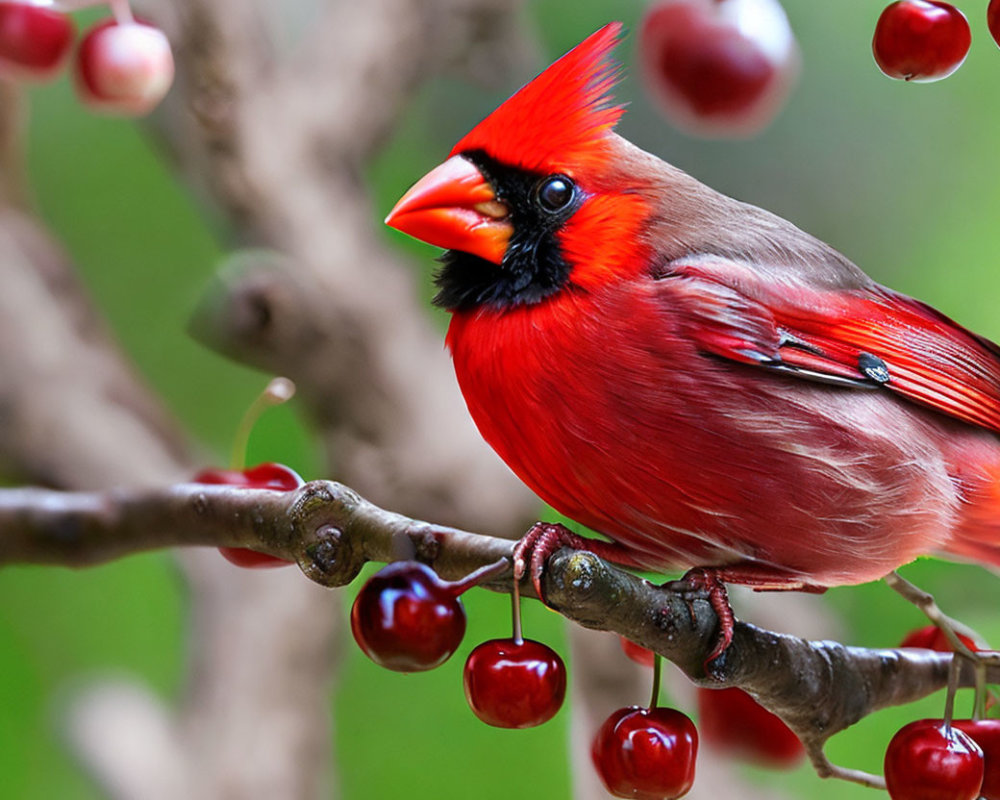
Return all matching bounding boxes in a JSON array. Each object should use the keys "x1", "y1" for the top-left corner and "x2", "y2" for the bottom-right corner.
[
  {"x1": 512, "y1": 522, "x2": 589, "y2": 602},
  {"x1": 666, "y1": 567, "x2": 735, "y2": 671},
  {"x1": 512, "y1": 522, "x2": 640, "y2": 603}
]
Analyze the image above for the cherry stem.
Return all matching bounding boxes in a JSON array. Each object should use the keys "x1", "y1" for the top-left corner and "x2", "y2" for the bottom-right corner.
[
  {"x1": 511, "y1": 564, "x2": 523, "y2": 645},
  {"x1": 944, "y1": 653, "x2": 959, "y2": 728},
  {"x1": 108, "y1": 0, "x2": 134, "y2": 24},
  {"x1": 974, "y1": 661, "x2": 987, "y2": 720},
  {"x1": 445, "y1": 557, "x2": 509, "y2": 598},
  {"x1": 649, "y1": 653, "x2": 662, "y2": 709},
  {"x1": 229, "y1": 377, "x2": 296, "y2": 470}
]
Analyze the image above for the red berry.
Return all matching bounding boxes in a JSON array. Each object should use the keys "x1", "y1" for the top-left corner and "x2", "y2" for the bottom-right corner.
[
  {"x1": 592, "y1": 706, "x2": 698, "y2": 800},
  {"x1": 697, "y1": 687, "x2": 804, "y2": 768},
  {"x1": 74, "y1": 18, "x2": 174, "y2": 116},
  {"x1": 194, "y1": 462, "x2": 304, "y2": 491},
  {"x1": 884, "y1": 719, "x2": 984, "y2": 800},
  {"x1": 872, "y1": 1, "x2": 970, "y2": 82},
  {"x1": 899, "y1": 625, "x2": 978, "y2": 652},
  {"x1": 0, "y1": 1, "x2": 74, "y2": 81},
  {"x1": 350, "y1": 561, "x2": 466, "y2": 672},
  {"x1": 620, "y1": 636, "x2": 657, "y2": 668},
  {"x1": 213, "y1": 548, "x2": 288, "y2": 569},
  {"x1": 463, "y1": 638, "x2": 566, "y2": 728},
  {"x1": 638, "y1": 0, "x2": 799, "y2": 138},
  {"x1": 990, "y1": 0, "x2": 1000, "y2": 50},
  {"x1": 953, "y1": 720, "x2": 1000, "y2": 800},
  {"x1": 193, "y1": 462, "x2": 302, "y2": 568}
]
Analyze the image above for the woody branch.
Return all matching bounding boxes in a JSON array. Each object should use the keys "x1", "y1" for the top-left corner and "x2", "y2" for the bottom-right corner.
[{"x1": 1, "y1": 478, "x2": 989, "y2": 788}]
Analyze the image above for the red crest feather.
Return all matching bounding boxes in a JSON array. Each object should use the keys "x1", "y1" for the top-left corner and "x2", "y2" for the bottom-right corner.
[{"x1": 450, "y1": 22, "x2": 625, "y2": 175}]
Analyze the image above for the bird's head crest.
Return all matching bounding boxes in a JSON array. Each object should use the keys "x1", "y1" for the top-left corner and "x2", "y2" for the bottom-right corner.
[{"x1": 450, "y1": 23, "x2": 625, "y2": 174}]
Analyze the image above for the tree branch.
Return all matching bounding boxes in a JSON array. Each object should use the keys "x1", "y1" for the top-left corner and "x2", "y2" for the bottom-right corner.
[
  {"x1": 0, "y1": 78, "x2": 339, "y2": 796},
  {"x1": 7, "y1": 2, "x2": 538, "y2": 797},
  {"x1": 3, "y1": 479, "x2": 992, "y2": 788},
  {"x1": 150, "y1": 0, "x2": 540, "y2": 534}
]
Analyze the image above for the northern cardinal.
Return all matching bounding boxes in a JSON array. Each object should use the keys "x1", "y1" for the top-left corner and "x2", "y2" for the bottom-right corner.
[{"x1": 385, "y1": 23, "x2": 1000, "y2": 598}]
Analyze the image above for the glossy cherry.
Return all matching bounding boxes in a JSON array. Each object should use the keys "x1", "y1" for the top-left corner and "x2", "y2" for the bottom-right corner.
[
  {"x1": 0, "y1": 1, "x2": 74, "y2": 81},
  {"x1": 193, "y1": 462, "x2": 301, "y2": 568},
  {"x1": 990, "y1": 0, "x2": 1000, "y2": 50},
  {"x1": 884, "y1": 719, "x2": 984, "y2": 800},
  {"x1": 463, "y1": 638, "x2": 566, "y2": 728},
  {"x1": 953, "y1": 719, "x2": 1000, "y2": 800},
  {"x1": 74, "y1": 18, "x2": 175, "y2": 116},
  {"x1": 872, "y1": 1, "x2": 970, "y2": 82},
  {"x1": 697, "y1": 686, "x2": 804, "y2": 768},
  {"x1": 638, "y1": 0, "x2": 799, "y2": 138},
  {"x1": 592, "y1": 706, "x2": 698, "y2": 800},
  {"x1": 620, "y1": 636, "x2": 657, "y2": 668},
  {"x1": 899, "y1": 624, "x2": 977, "y2": 652},
  {"x1": 350, "y1": 561, "x2": 467, "y2": 672}
]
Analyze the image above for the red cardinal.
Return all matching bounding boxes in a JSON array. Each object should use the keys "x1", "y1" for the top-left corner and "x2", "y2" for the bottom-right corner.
[{"x1": 385, "y1": 23, "x2": 1000, "y2": 599}]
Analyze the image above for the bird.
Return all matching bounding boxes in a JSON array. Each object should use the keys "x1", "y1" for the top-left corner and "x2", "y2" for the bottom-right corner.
[{"x1": 384, "y1": 22, "x2": 1000, "y2": 618}]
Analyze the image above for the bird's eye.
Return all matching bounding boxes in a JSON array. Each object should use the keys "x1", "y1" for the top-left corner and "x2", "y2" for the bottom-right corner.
[{"x1": 536, "y1": 175, "x2": 575, "y2": 213}]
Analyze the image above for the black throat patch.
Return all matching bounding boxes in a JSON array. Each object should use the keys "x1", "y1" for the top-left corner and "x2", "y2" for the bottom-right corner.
[{"x1": 432, "y1": 151, "x2": 582, "y2": 312}]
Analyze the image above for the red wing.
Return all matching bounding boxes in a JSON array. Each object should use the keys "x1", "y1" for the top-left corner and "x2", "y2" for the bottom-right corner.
[{"x1": 662, "y1": 260, "x2": 1000, "y2": 435}]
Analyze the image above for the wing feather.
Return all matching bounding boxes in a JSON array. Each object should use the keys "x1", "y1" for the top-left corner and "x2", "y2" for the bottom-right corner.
[{"x1": 660, "y1": 259, "x2": 1000, "y2": 434}]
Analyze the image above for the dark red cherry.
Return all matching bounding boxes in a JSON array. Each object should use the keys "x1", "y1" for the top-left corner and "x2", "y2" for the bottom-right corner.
[
  {"x1": 350, "y1": 561, "x2": 466, "y2": 672},
  {"x1": 899, "y1": 625, "x2": 977, "y2": 652},
  {"x1": 872, "y1": 1, "x2": 970, "y2": 82},
  {"x1": 884, "y1": 719, "x2": 983, "y2": 800},
  {"x1": 194, "y1": 462, "x2": 303, "y2": 491},
  {"x1": 463, "y1": 638, "x2": 566, "y2": 728},
  {"x1": 620, "y1": 636, "x2": 656, "y2": 668},
  {"x1": 953, "y1": 719, "x2": 1000, "y2": 800},
  {"x1": 697, "y1": 687, "x2": 804, "y2": 768},
  {"x1": 592, "y1": 706, "x2": 698, "y2": 800},
  {"x1": 638, "y1": 0, "x2": 799, "y2": 138},
  {"x1": 0, "y1": 1, "x2": 74, "y2": 80},
  {"x1": 990, "y1": 0, "x2": 1000, "y2": 49},
  {"x1": 193, "y1": 462, "x2": 302, "y2": 568}
]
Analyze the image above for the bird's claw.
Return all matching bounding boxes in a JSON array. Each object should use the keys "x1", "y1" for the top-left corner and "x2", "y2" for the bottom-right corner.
[
  {"x1": 512, "y1": 522, "x2": 586, "y2": 603},
  {"x1": 666, "y1": 567, "x2": 735, "y2": 672}
]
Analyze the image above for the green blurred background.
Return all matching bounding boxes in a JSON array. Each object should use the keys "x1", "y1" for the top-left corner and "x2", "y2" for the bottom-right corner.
[{"x1": 3, "y1": 0, "x2": 1000, "y2": 797}]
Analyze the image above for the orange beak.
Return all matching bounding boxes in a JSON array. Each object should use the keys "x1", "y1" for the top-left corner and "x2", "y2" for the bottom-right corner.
[{"x1": 384, "y1": 156, "x2": 512, "y2": 266}]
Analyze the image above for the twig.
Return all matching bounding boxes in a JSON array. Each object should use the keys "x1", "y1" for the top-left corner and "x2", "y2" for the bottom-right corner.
[
  {"x1": 4, "y1": 2, "x2": 539, "y2": 797},
  {"x1": 885, "y1": 571, "x2": 986, "y2": 654},
  {"x1": 154, "y1": 0, "x2": 540, "y2": 534},
  {"x1": 2, "y1": 477, "x2": 994, "y2": 789}
]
